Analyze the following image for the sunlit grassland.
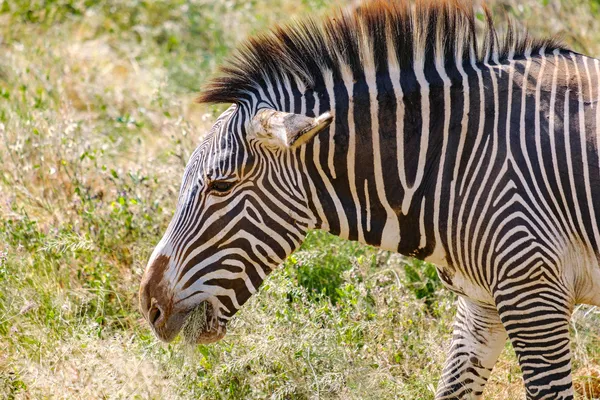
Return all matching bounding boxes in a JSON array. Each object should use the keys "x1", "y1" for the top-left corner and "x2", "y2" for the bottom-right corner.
[{"x1": 0, "y1": 0, "x2": 599, "y2": 399}]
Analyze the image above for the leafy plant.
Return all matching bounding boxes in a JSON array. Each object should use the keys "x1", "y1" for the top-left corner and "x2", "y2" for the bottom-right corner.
[
  {"x1": 402, "y1": 259, "x2": 443, "y2": 310},
  {"x1": 285, "y1": 231, "x2": 377, "y2": 304}
]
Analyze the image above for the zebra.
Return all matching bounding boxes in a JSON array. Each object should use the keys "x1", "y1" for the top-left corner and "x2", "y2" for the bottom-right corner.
[{"x1": 138, "y1": 0, "x2": 600, "y2": 398}]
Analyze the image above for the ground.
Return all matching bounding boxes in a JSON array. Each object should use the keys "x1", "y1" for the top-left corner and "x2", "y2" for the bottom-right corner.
[{"x1": 0, "y1": 0, "x2": 599, "y2": 399}]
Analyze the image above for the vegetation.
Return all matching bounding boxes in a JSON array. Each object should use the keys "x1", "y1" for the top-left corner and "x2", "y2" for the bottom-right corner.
[{"x1": 0, "y1": 0, "x2": 599, "y2": 398}]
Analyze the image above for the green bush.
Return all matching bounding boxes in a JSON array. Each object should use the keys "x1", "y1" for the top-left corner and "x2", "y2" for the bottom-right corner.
[
  {"x1": 285, "y1": 231, "x2": 377, "y2": 304},
  {"x1": 402, "y1": 259, "x2": 443, "y2": 310}
]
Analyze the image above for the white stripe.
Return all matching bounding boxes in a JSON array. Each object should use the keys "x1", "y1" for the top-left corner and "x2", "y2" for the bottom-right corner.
[
  {"x1": 447, "y1": 43, "x2": 471, "y2": 270},
  {"x1": 430, "y1": 42, "x2": 452, "y2": 263},
  {"x1": 387, "y1": 30, "x2": 408, "y2": 213},
  {"x1": 364, "y1": 48, "x2": 400, "y2": 250},
  {"x1": 401, "y1": 60, "x2": 430, "y2": 213},
  {"x1": 419, "y1": 199, "x2": 427, "y2": 249},
  {"x1": 323, "y1": 69, "x2": 337, "y2": 179},
  {"x1": 341, "y1": 63, "x2": 365, "y2": 243},
  {"x1": 364, "y1": 179, "x2": 371, "y2": 232},
  {"x1": 311, "y1": 91, "x2": 350, "y2": 239},
  {"x1": 299, "y1": 93, "x2": 328, "y2": 230}
]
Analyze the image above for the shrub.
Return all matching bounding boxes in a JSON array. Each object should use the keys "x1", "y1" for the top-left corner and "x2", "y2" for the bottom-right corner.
[{"x1": 285, "y1": 231, "x2": 377, "y2": 304}]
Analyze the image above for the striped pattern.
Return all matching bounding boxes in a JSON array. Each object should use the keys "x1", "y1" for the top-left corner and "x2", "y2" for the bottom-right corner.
[{"x1": 140, "y1": 1, "x2": 600, "y2": 398}]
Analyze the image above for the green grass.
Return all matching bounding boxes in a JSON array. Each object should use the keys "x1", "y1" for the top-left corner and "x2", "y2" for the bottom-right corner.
[{"x1": 0, "y1": 0, "x2": 599, "y2": 399}]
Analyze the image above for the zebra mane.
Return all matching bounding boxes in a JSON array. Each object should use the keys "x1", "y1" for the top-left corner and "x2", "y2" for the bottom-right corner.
[{"x1": 197, "y1": 0, "x2": 564, "y2": 105}]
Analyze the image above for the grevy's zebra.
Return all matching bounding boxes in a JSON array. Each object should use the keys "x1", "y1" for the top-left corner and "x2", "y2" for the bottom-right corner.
[{"x1": 139, "y1": 1, "x2": 600, "y2": 398}]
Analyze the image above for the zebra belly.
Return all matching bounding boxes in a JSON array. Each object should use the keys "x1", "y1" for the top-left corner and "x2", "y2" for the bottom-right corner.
[
  {"x1": 587, "y1": 267, "x2": 600, "y2": 306},
  {"x1": 434, "y1": 263, "x2": 496, "y2": 305},
  {"x1": 562, "y1": 243, "x2": 600, "y2": 306},
  {"x1": 425, "y1": 251, "x2": 494, "y2": 305}
]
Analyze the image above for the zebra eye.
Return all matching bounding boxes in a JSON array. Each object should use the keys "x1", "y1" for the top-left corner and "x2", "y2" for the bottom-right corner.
[{"x1": 209, "y1": 180, "x2": 235, "y2": 194}]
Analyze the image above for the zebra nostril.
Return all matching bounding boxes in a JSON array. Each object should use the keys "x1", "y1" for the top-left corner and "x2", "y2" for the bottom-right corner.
[{"x1": 148, "y1": 303, "x2": 163, "y2": 327}]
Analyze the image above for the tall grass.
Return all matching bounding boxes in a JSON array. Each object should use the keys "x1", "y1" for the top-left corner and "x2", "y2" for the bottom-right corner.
[{"x1": 0, "y1": 1, "x2": 598, "y2": 399}]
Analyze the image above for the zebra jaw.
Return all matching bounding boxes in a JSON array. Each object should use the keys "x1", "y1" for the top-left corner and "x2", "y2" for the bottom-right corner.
[{"x1": 250, "y1": 108, "x2": 333, "y2": 148}]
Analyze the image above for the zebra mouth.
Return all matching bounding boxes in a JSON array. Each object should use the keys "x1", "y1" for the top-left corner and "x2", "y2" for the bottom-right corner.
[{"x1": 181, "y1": 300, "x2": 227, "y2": 344}]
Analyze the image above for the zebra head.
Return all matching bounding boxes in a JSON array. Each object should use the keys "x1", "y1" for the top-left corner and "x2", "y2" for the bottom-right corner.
[{"x1": 139, "y1": 103, "x2": 332, "y2": 344}]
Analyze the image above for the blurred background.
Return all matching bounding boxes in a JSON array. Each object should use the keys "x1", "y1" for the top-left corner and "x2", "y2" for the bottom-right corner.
[{"x1": 0, "y1": 0, "x2": 598, "y2": 398}]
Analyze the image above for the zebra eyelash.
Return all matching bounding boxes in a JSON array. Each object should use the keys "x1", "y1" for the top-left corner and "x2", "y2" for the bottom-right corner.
[
  {"x1": 206, "y1": 178, "x2": 239, "y2": 196},
  {"x1": 208, "y1": 181, "x2": 235, "y2": 195}
]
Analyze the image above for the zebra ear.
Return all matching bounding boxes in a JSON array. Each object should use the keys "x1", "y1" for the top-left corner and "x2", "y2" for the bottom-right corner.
[{"x1": 249, "y1": 109, "x2": 333, "y2": 148}]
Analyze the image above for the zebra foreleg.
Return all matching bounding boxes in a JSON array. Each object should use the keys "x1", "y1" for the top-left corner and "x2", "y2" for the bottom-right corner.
[
  {"x1": 496, "y1": 288, "x2": 574, "y2": 400},
  {"x1": 436, "y1": 296, "x2": 507, "y2": 399}
]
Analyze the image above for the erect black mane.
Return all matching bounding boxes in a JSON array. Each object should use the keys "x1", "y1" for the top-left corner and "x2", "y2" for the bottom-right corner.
[{"x1": 197, "y1": 0, "x2": 564, "y2": 105}]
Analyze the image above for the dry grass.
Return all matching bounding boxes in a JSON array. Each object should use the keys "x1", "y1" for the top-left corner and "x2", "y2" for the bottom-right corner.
[{"x1": 0, "y1": 0, "x2": 599, "y2": 399}]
